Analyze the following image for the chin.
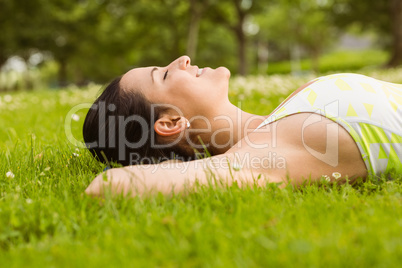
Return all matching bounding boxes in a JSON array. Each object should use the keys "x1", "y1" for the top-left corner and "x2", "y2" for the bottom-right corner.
[{"x1": 217, "y1": 66, "x2": 231, "y2": 79}]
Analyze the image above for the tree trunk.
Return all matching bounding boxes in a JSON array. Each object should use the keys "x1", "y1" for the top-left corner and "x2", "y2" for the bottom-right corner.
[
  {"x1": 256, "y1": 40, "x2": 269, "y2": 74},
  {"x1": 58, "y1": 58, "x2": 68, "y2": 87},
  {"x1": 186, "y1": 0, "x2": 204, "y2": 60},
  {"x1": 387, "y1": 0, "x2": 402, "y2": 67},
  {"x1": 234, "y1": 0, "x2": 247, "y2": 76},
  {"x1": 311, "y1": 48, "x2": 320, "y2": 74},
  {"x1": 0, "y1": 54, "x2": 7, "y2": 69},
  {"x1": 290, "y1": 44, "x2": 301, "y2": 75},
  {"x1": 235, "y1": 25, "x2": 247, "y2": 75}
]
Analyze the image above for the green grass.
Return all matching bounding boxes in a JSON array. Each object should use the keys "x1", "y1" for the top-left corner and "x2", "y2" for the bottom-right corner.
[
  {"x1": 1, "y1": 70, "x2": 402, "y2": 267},
  {"x1": 267, "y1": 49, "x2": 389, "y2": 74}
]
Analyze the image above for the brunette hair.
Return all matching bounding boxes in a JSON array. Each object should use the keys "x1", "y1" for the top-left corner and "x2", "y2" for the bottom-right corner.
[{"x1": 83, "y1": 77, "x2": 196, "y2": 166}]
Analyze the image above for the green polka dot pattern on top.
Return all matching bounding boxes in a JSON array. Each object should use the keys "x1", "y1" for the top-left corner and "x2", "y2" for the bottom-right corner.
[{"x1": 256, "y1": 73, "x2": 402, "y2": 177}]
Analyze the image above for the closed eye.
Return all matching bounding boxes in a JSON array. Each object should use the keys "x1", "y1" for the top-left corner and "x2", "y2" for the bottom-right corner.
[{"x1": 163, "y1": 70, "x2": 168, "y2": 80}]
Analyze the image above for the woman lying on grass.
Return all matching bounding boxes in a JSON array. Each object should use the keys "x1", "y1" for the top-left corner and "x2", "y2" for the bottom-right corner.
[{"x1": 83, "y1": 56, "x2": 402, "y2": 197}]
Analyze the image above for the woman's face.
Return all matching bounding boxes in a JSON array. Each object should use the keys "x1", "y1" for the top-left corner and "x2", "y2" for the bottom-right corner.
[{"x1": 120, "y1": 56, "x2": 231, "y2": 118}]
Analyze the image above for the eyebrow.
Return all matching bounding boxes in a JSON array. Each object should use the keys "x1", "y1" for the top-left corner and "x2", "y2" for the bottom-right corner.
[{"x1": 151, "y1": 67, "x2": 158, "y2": 83}]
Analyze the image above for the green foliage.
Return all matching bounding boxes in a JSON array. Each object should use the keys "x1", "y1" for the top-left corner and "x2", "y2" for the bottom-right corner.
[
  {"x1": 2, "y1": 0, "x2": 400, "y2": 89},
  {"x1": 257, "y1": 0, "x2": 336, "y2": 49},
  {"x1": 330, "y1": 0, "x2": 391, "y2": 34},
  {"x1": 330, "y1": 0, "x2": 402, "y2": 66},
  {"x1": 1, "y1": 72, "x2": 402, "y2": 266}
]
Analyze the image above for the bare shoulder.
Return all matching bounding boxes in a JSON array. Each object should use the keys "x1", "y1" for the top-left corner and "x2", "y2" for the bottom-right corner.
[{"x1": 227, "y1": 113, "x2": 367, "y2": 184}]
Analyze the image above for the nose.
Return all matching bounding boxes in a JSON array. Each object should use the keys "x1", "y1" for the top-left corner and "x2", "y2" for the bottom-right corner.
[
  {"x1": 170, "y1": 55, "x2": 190, "y2": 70},
  {"x1": 179, "y1": 55, "x2": 190, "y2": 69}
]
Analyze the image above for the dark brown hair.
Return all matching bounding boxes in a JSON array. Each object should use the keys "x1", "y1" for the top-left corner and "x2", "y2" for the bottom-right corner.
[{"x1": 83, "y1": 77, "x2": 196, "y2": 166}]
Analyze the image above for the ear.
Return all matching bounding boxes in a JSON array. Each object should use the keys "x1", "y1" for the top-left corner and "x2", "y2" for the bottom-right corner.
[{"x1": 154, "y1": 115, "x2": 188, "y2": 137}]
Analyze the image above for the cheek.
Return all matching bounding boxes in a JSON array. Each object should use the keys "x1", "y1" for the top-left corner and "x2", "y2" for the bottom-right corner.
[{"x1": 169, "y1": 75, "x2": 193, "y2": 93}]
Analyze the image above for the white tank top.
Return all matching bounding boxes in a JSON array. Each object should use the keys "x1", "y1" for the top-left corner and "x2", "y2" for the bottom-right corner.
[{"x1": 257, "y1": 73, "x2": 402, "y2": 177}]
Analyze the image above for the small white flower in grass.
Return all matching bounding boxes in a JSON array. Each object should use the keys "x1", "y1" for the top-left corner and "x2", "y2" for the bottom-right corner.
[
  {"x1": 332, "y1": 172, "x2": 341, "y2": 180},
  {"x1": 232, "y1": 162, "x2": 242, "y2": 171},
  {"x1": 6, "y1": 171, "x2": 15, "y2": 179},
  {"x1": 71, "y1": 114, "x2": 80, "y2": 121},
  {"x1": 322, "y1": 175, "x2": 331, "y2": 182},
  {"x1": 26, "y1": 198, "x2": 33, "y2": 204},
  {"x1": 73, "y1": 153, "x2": 80, "y2": 157},
  {"x1": 4, "y1": 94, "x2": 12, "y2": 103}
]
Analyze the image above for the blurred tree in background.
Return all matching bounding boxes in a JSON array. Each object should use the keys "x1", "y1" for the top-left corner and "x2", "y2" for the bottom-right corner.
[
  {"x1": 206, "y1": 0, "x2": 268, "y2": 75},
  {"x1": 256, "y1": 0, "x2": 337, "y2": 74},
  {"x1": 0, "y1": 0, "x2": 400, "y2": 90},
  {"x1": 331, "y1": 0, "x2": 402, "y2": 67}
]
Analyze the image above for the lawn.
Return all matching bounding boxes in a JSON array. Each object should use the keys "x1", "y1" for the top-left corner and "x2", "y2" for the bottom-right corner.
[
  {"x1": 266, "y1": 49, "x2": 389, "y2": 75},
  {"x1": 1, "y1": 69, "x2": 402, "y2": 267}
]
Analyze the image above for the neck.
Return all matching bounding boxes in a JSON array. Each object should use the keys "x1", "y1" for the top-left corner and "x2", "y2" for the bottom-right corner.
[{"x1": 204, "y1": 102, "x2": 266, "y2": 155}]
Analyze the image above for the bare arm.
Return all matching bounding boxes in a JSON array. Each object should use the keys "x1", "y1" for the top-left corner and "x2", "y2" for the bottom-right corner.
[{"x1": 85, "y1": 153, "x2": 283, "y2": 198}]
